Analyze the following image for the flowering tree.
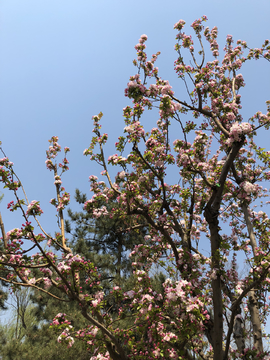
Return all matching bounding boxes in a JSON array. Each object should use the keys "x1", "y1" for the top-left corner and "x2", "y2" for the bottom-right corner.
[{"x1": 1, "y1": 16, "x2": 270, "y2": 360}]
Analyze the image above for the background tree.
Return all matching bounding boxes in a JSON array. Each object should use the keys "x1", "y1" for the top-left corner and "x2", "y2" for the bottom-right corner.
[
  {"x1": 0, "y1": 295, "x2": 90, "y2": 360},
  {"x1": 65, "y1": 189, "x2": 147, "y2": 283}
]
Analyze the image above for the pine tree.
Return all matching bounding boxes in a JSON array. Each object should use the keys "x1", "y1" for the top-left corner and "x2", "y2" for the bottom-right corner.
[{"x1": 66, "y1": 189, "x2": 147, "y2": 286}]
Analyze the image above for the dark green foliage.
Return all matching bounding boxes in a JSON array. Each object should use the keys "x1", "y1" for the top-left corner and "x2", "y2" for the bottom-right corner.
[
  {"x1": 66, "y1": 189, "x2": 147, "y2": 285},
  {"x1": 0, "y1": 325, "x2": 90, "y2": 360},
  {"x1": 0, "y1": 272, "x2": 91, "y2": 360}
]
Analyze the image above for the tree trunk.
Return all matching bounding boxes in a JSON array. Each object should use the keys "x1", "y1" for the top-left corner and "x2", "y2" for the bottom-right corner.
[
  {"x1": 205, "y1": 207, "x2": 223, "y2": 360},
  {"x1": 241, "y1": 203, "x2": 263, "y2": 352},
  {"x1": 233, "y1": 314, "x2": 245, "y2": 355},
  {"x1": 248, "y1": 289, "x2": 263, "y2": 352}
]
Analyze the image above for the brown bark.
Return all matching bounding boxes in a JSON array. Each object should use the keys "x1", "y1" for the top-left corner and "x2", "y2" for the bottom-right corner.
[
  {"x1": 204, "y1": 206, "x2": 224, "y2": 360},
  {"x1": 81, "y1": 306, "x2": 128, "y2": 360},
  {"x1": 203, "y1": 141, "x2": 244, "y2": 359},
  {"x1": 0, "y1": 212, "x2": 7, "y2": 248}
]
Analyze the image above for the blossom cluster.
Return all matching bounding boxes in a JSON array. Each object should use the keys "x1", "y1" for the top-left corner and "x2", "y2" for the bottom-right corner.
[
  {"x1": 229, "y1": 122, "x2": 253, "y2": 142},
  {"x1": 57, "y1": 325, "x2": 74, "y2": 348},
  {"x1": 26, "y1": 200, "x2": 43, "y2": 217}
]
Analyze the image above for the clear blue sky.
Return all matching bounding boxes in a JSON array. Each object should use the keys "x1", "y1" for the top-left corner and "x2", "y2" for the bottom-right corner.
[{"x1": 0, "y1": 0, "x2": 270, "y2": 258}]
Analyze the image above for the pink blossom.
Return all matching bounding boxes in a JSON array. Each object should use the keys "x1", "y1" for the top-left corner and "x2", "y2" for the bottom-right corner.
[
  {"x1": 125, "y1": 290, "x2": 135, "y2": 298},
  {"x1": 118, "y1": 171, "x2": 126, "y2": 179},
  {"x1": 174, "y1": 19, "x2": 185, "y2": 30},
  {"x1": 92, "y1": 299, "x2": 99, "y2": 307}
]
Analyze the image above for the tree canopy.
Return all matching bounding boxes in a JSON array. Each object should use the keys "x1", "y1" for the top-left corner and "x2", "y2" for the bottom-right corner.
[{"x1": 1, "y1": 16, "x2": 270, "y2": 359}]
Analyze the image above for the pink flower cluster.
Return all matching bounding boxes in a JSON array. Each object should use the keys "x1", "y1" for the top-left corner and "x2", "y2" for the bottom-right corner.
[
  {"x1": 26, "y1": 200, "x2": 43, "y2": 217},
  {"x1": 90, "y1": 352, "x2": 110, "y2": 360},
  {"x1": 57, "y1": 325, "x2": 74, "y2": 348},
  {"x1": 6, "y1": 228, "x2": 23, "y2": 240},
  {"x1": 229, "y1": 122, "x2": 252, "y2": 142}
]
